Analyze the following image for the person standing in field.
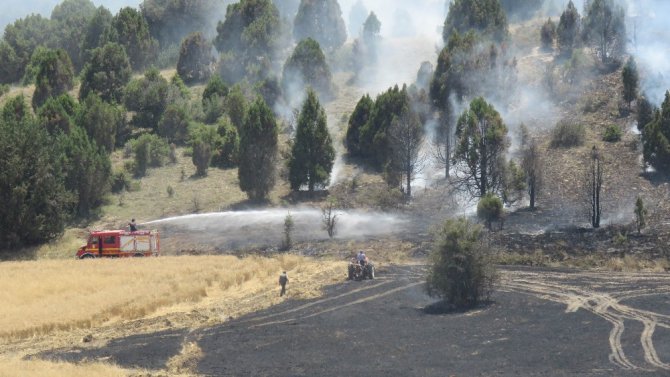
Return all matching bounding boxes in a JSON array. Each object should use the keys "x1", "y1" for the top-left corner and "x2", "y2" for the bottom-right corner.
[{"x1": 279, "y1": 271, "x2": 288, "y2": 297}]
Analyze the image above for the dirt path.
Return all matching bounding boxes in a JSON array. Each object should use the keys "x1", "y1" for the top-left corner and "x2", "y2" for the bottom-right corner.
[{"x1": 38, "y1": 266, "x2": 670, "y2": 376}]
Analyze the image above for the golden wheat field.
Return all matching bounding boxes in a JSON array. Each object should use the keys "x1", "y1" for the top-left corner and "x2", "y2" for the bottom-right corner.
[{"x1": 0, "y1": 254, "x2": 346, "y2": 376}]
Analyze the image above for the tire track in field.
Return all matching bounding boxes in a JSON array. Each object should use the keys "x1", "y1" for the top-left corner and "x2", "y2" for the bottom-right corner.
[{"x1": 500, "y1": 270, "x2": 670, "y2": 371}]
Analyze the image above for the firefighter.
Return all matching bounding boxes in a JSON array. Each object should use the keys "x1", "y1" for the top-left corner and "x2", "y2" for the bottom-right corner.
[
  {"x1": 357, "y1": 250, "x2": 367, "y2": 267},
  {"x1": 129, "y1": 219, "x2": 137, "y2": 232},
  {"x1": 278, "y1": 271, "x2": 288, "y2": 297}
]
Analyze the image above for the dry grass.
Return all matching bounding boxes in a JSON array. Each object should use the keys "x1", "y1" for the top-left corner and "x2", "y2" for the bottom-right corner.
[
  {"x1": 0, "y1": 255, "x2": 344, "y2": 341},
  {"x1": 0, "y1": 357, "x2": 136, "y2": 377}
]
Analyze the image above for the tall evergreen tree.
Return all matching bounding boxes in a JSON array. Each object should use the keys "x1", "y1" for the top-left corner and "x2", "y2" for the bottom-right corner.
[
  {"x1": 0, "y1": 102, "x2": 71, "y2": 250},
  {"x1": 622, "y1": 57, "x2": 639, "y2": 109},
  {"x1": 177, "y1": 32, "x2": 213, "y2": 84},
  {"x1": 288, "y1": 89, "x2": 335, "y2": 192},
  {"x1": 105, "y1": 7, "x2": 158, "y2": 71},
  {"x1": 57, "y1": 125, "x2": 111, "y2": 217},
  {"x1": 643, "y1": 91, "x2": 670, "y2": 172},
  {"x1": 345, "y1": 94, "x2": 373, "y2": 157},
  {"x1": 557, "y1": 0, "x2": 581, "y2": 56},
  {"x1": 294, "y1": 0, "x2": 347, "y2": 50},
  {"x1": 214, "y1": 0, "x2": 283, "y2": 83},
  {"x1": 80, "y1": 6, "x2": 113, "y2": 65},
  {"x1": 50, "y1": 0, "x2": 97, "y2": 72},
  {"x1": 32, "y1": 48, "x2": 75, "y2": 109},
  {"x1": 238, "y1": 97, "x2": 278, "y2": 201},
  {"x1": 443, "y1": 0, "x2": 508, "y2": 42}
]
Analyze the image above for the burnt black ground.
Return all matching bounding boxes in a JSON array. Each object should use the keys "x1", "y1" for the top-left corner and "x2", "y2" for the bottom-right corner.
[{"x1": 37, "y1": 265, "x2": 670, "y2": 376}]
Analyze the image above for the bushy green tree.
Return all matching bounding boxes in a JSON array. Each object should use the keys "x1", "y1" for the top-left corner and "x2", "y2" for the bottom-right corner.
[
  {"x1": 282, "y1": 38, "x2": 332, "y2": 97},
  {"x1": 443, "y1": 0, "x2": 508, "y2": 43},
  {"x1": 582, "y1": 0, "x2": 626, "y2": 65},
  {"x1": 643, "y1": 92, "x2": 670, "y2": 173},
  {"x1": 214, "y1": 0, "x2": 282, "y2": 83},
  {"x1": 189, "y1": 123, "x2": 219, "y2": 176},
  {"x1": 2, "y1": 95, "x2": 31, "y2": 124},
  {"x1": 132, "y1": 133, "x2": 170, "y2": 177},
  {"x1": 76, "y1": 93, "x2": 125, "y2": 152},
  {"x1": 453, "y1": 97, "x2": 509, "y2": 198},
  {"x1": 21, "y1": 46, "x2": 51, "y2": 85},
  {"x1": 124, "y1": 68, "x2": 170, "y2": 131},
  {"x1": 0, "y1": 107, "x2": 71, "y2": 250},
  {"x1": 288, "y1": 89, "x2": 335, "y2": 191},
  {"x1": 38, "y1": 94, "x2": 79, "y2": 135},
  {"x1": 477, "y1": 193, "x2": 503, "y2": 230},
  {"x1": 345, "y1": 94, "x2": 373, "y2": 157},
  {"x1": 57, "y1": 125, "x2": 111, "y2": 216},
  {"x1": 622, "y1": 57, "x2": 638, "y2": 109},
  {"x1": 203, "y1": 75, "x2": 229, "y2": 104},
  {"x1": 238, "y1": 97, "x2": 278, "y2": 201},
  {"x1": 225, "y1": 85, "x2": 248, "y2": 130},
  {"x1": 358, "y1": 85, "x2": 411, "y2": 168},
  {"x1": 32, "y1": 49, "x2": 75, "y2": 109},
  {"x1": 158, "y1": 104, "x2": 190, "y2": 144},
  {"x1": 426, "y1": 218, "x2": 496, "y2": 308},
  {"x1": 79, "y1": 42, "x2": 132, "y2": 103},
  {"x1": 294, "y1": 0, "x2": 347, "y2": 50},
  {"x1": 80, "y1": 6, "x2": 113, "y2": 65},
  {"x1": 557, "y1": 0, "x2": 581, "y2": 56},
  {"x1": 105, "y1": 7, "x2": 158, "y2": 71},
  {"x1": 2, "y1": 14, "x2": 52, "y2": 82},
  {"x1": 141, "y1": 0, "x2": 225, "y2": 48},
  {"x1": 0, "y1": 41, "x2": 21, "y2": 84},
  {"x1": 177, "y1": 32, "x2": 213, "y2": 84},
  {"x1": 211, "y1": 118, "x2": 240, "y2": 168},
  {"x1": 50, "y1": 0, "x2": 97, "y2": 72}
]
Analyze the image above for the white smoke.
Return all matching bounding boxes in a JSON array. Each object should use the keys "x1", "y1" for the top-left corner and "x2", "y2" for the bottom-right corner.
[{"x1": 146, "y1": 208, "x2": 409, "y2": 250}]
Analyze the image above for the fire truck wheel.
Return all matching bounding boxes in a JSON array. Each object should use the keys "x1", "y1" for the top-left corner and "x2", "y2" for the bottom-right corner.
[
  {"x1": 81, "y1": 254, "x2": 95, "y2": 259},
  {"x1": 133, "y1": 253, "x2": 144, "y2": 257}
]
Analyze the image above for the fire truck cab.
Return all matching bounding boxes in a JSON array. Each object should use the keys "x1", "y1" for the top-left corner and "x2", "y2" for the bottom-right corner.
[{"x1": 76, "y1": 230, "x2": 160, "y2": 259}]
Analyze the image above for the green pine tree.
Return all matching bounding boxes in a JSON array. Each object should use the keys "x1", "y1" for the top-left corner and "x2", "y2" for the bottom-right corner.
[
  {"x1": 289, "y1": 89, "x2": 335, "y2": 191},
  {"x1": 238, "y1": 97, "x2": 278, "y2": 201}
]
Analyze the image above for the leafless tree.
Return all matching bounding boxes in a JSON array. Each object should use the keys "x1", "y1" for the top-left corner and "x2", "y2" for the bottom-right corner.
[
  {"x1": 390, "y1": 107, "x2": 426, "y2": 198},
  {"x1": 322, "y1": 201, "x2": 338, "y2": 238},
  {"x1": 521, "y1": 138, "x2": 543, "y2": 210},
  {"x1": 587, "y1": 145, "x2": 603, "y2": 228},
  {"x1": 433, "y1": 112, "x2": 452, "y2": 178}
]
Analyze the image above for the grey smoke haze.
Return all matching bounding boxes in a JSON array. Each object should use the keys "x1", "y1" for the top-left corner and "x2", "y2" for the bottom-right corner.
[{"x1": 0, "y1": 0, "x2": 141, "y2": 32}]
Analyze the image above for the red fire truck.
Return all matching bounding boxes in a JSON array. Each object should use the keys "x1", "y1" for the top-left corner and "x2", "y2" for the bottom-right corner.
[{"x1": 76, "y1": 230, "x2": 160, "y2": 259}]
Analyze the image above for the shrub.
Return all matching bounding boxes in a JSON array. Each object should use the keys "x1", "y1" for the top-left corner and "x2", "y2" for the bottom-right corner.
[
  {"x1": 167, "y1": 185, "x2": 174, "y2": 198},
  {"x1": 111, "y1": 170, "x2": 131, "y2": 193},
  {"x1": 603, "y1": 124, "x2": 622, "y2": 142},
  {"x1": 132, "y1": 134, "x2": 170, "y2": 177},
  {"x1": 477, "y1": 193, "x2": 503, "y2": 230},
  {"x1": 550, "y1": 120, "x2": 585, "y2": 148},
  {"x1": 426, "y1": 218, "x2": 497, "y2": 309}
]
